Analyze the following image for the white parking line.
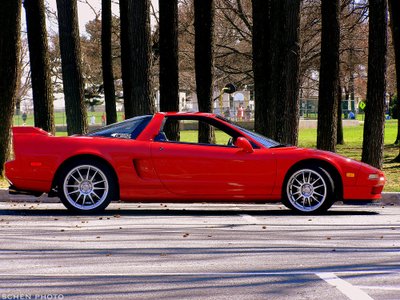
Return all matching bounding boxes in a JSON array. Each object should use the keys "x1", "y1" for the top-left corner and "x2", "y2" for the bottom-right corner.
[
  {"x1": 356, "y1": 286, "x2": 400, "y2": 291},
  {"x1": 317, "y1": 272, "x2": 374, "y2": 300},
  {"x1": 239, "y1": 214, "x2": 259, "y2": 224}
]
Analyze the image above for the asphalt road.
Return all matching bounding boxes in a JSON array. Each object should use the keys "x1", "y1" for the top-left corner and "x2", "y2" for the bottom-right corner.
[{"x1": 0, "y1": 202, "x2": 399, "y2": 300}]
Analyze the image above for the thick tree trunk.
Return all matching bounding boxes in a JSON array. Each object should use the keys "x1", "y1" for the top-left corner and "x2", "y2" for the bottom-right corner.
[
  {"x1": 119, "y1": 0, "x2": 132, "y2": 117},
  {"x1": 276, "y1": 0, "x2": 301, "y2": 146},
  {"x1": 56, "y1": 0, "x2": 88, "y2": 135},
  {"x1": 388, "y1": 0, "x2": 400, "y2": 161},
  {"x1": 24, "y1": 0, "x2": 55, "y2": 134},
  {"x1": 159, "y1": 0, "x2": 179, "y2": 112},
  {"x1": 268, "y1": 0, "x2": 283, "y2": 141},
  {"x1": 317, "y1": 0, "x2": 340, "y2": 152},
  {"x1": 194, "y1": 0, "x2": 215, "y2": 143},
  {"x1": 0, "y1": 0, "x2": 21, "y2": 175},
  {"x1": 337, "y1": 80, "x2": 344, "y2": 145},
  {"x1": 361, "y1": 0, "x2": 387, "y2": 169},
  {"x1": 252, "y1": 0, "x2": 300, "y2": 144},
  {"x1": 102, "y1": 0, "x2": 117, "y2": 125},
  {"x1": 119, "y1": 0, "x2": 155, "y2": 118},
  {"x1": 252, "y1": 0, "x2": 273, "y2": 138},
  {"x1": 159, "y1": 0, "x2": 179, "y2": 141}
]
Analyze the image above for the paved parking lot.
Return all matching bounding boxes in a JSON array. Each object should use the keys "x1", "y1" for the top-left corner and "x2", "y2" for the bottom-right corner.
[{"x1": 0, "y1": 201, "x2": 399, "y2": 299}]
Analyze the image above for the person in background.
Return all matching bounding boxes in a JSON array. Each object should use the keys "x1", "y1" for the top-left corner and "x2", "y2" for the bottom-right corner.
[
  {"x1": 237, "y1": 105, "x2": 244, "y2": 121},
  {"x1": 245, "y1": 106, "x2": 251, "y2": 121},
  {"x1": 22, "y1": 112, "x2": 27, "y2": 125}
]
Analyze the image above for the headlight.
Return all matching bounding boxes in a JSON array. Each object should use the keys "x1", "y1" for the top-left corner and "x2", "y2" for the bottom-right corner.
[{"x1": 368, "y1": 174, "x2": 382, "y2": 180}]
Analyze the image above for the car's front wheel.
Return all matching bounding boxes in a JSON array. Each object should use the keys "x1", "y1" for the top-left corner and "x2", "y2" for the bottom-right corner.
[
  {"x1": 58, "y1": 160, "x2": 116, "y2": 213},
  {"x1": 282, "y1": 166, "x2": 335, "y2": 214}
]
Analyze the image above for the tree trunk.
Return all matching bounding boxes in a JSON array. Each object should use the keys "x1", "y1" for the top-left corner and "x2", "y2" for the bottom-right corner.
[
  {"x1": 317, "y1": 0, "x2": 340, "y2": 152},
  {"x1": 194, "y1": 0, "x2": 215, "y2": 143},
  {"x1": 102, "y1": 0, "x2": 117, "y2": 125},
  {"x1": 388, "y1": 0, "x2": 400, "y2": 161},
  {"x1": 24, "y1": 0, "x2": 55, "y2": 134},
  {"x1": 56, "y1": 0, "x2": 88, "y2": 135},
  {"x1": 337, "y1": 80, "x2": 344, "y2": 145},
  {"x1": 276, "y1": 0, "x2": 301, "y2": 146},
  {"x1": 252, "y1": 0, "x2": 300, "y2": 144},
  {"x1": 119, "y1": 0, "x2": 132, "y2": 117},
  {"x1": 159, "y1": 0, "x2": 179, "y2": 141},
  {"x1": 0, "y1": 0, "x2": 21, "y2": 175},
  {"x1": 361, "y1": 0, "x2": 387, "y2": 169},
  {"x1": 252, "y1": 0, "x2": 273, "y2": 138},
  {"x1": 119, "y1": 0, "x2": 155, "y2": 118}
]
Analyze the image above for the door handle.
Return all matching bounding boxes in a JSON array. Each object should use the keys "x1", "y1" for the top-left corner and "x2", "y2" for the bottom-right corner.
[{"x1": 159, "y1": 147, "x2": 164, "y2": 151}]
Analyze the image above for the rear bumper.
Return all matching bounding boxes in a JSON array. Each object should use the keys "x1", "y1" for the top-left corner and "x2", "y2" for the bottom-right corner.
[
  {"x1": 5, "y1": 176, "x2": 51, "y2": 195},
  {"x1": 5, "y1": 160, "x2": 52, "y2": 194},
  {"x1": 8, "y1": 185, "x2": 43, "y2": 197}
]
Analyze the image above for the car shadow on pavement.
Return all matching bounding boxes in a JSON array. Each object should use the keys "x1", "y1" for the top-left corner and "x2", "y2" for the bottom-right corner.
[{"x1": 0, "y1": 207, "x2": 379, "y2": 217}]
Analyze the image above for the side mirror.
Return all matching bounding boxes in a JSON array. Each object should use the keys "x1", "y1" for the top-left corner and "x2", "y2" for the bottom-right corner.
[{"x1": 235, "y1": 137, "x2": 254, "y2": 153}]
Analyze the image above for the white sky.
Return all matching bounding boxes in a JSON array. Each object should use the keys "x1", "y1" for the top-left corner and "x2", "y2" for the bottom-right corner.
[
  {"x1": 46, "y1": 0, "x2": 113, "y2": 35},
  {"x1": 35, "y1": 0, "x2": 158, "y2": 35}
]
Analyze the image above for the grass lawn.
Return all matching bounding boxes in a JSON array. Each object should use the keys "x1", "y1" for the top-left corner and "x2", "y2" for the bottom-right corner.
[
  {"x1": 13, "y1": 111, "x2": 126, "y2": 127},
  {"x1": 2, "y1": 119, "x2": 399, "y2": 192},
  {"x1": 0, "y1": 179, "x2": 7, "y2": 188}
]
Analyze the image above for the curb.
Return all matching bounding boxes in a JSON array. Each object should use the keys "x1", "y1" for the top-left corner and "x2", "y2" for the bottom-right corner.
[
  {"x1": 0, "y1": 188, "x2": 399, "y2": 205},
  {"x1": 379, "y1": 192, "x2": 400, "y2": 205}
]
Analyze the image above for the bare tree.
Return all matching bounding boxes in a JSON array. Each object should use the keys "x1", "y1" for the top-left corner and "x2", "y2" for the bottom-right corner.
[
  {"x1": 389, "y1": 0, "x2": 400, "y2": 162},
  {"x1": 361, "y1": 0, "x2": 388, "y2": 169},
  {"x1": 15, "y1": 37, "x2": 32, "y2": 117},
  {"x1": 337, "y1": 80, "x2": 344, "y2": 144},
  {"x1": 102, "y1": 0, "x2": 117, "y2": 124},
  {"x1": 24, "y1": 0, "x2": 55, "y2": 134},
  {"x1": 388, "y1": 0, "x2": 400, "y2": 162},
  {"x1": 252, "y1": 0, "x2": 301, "y2": 144},
  {"x1": 252, "y1": 0, "x2": 272, "y2": 137},
  {"x1": 215, "y1": 0, "x2": 253, "y2": 87},
  {"x1": 56, "y1": 0, "x2": 88, "y2": 135},
  {"x1": 159, "y1": 0, "x2": 180, "y2": 140},
  {"x1": 317, "y1": 0, "x2": 340, "y2": 152},
  {"x1": 119, "y1": 0, "x2": 155, "y2": 118},
  {"x1": 275, "y1": 0, "x2": 302, "y2": 145},
  {"x1": 194, "y1": 0, "x2": 215, "y2": 143},
  {"x1": 0, "y1": 0, "x2": 21, "y2": 175},
  {"x1": 159, "y1": 0, "x2": 179, "y2": 111}
]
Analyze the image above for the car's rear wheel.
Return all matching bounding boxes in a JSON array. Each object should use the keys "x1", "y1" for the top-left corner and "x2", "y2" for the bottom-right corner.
[
  {"x1": 282, "y1": 166, "x2": 335, "y2": 214},
  {"x1": 58, "y1": 160, "x2": 116, "y2": 213}
]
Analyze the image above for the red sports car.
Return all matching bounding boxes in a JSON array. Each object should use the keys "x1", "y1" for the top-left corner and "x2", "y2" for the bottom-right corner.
[{"x1": 5, "y1": 112, "x2": 385, "y2": 214}]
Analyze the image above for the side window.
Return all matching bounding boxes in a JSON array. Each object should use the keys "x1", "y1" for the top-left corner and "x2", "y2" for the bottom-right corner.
[{"x1": 161, "y1": 118, "x2": 235, "y2": 147}]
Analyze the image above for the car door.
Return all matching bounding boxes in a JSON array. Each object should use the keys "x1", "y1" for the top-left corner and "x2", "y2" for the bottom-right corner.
[{"x1": 150, "y1": 139, "x2": 276, "y2": 197}]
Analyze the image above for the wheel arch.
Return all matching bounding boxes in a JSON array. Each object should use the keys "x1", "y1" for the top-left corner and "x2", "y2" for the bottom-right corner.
[
  {"x1": 283, "y1": 159, "x2": 343, "y2": 201},
  {"x1": 50, "y1": 154, "x2": 120, "y2": 199}
]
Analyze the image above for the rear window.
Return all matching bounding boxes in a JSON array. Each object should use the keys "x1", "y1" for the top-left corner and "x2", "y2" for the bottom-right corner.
[{"x1": 86, "y1": 115, "x2": 152, "y2": 139}]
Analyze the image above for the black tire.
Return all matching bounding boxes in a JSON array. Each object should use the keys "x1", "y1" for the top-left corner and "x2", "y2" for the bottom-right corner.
[
  {"x1": 282, "y1": 165, "x2": 335, "y2": 214},
  {"x1": 58, "y1": 159, "x2": 117, "y2": 213}
]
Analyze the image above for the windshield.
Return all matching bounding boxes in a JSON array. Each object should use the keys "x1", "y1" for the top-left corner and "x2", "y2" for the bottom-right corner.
[
  {"x1": 216, "y1": 115, "x2": 281, "y2": 148},
  {"x1": 86, "y1": 115, "x2": 152, "y2": 139}
]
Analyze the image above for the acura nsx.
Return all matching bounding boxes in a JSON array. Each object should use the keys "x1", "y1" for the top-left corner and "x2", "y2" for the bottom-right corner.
[{"x1": 5, "y1": 112, "x2": 385, "y2": 213}]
